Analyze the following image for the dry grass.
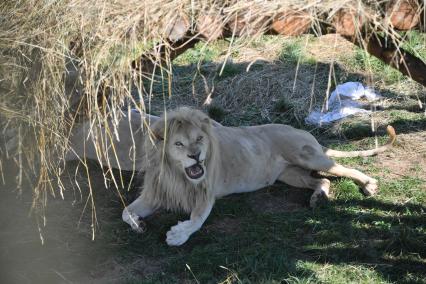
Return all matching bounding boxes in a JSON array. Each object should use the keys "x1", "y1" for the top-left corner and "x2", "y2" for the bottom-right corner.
[{"x1": 0, "y1": 0, "x2": 425, "y2": 236}]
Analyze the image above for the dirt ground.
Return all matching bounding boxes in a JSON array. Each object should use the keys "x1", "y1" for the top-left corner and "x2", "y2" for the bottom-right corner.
[{"x1": 378, "y1": 132, "x2": 426, "y2": 179}]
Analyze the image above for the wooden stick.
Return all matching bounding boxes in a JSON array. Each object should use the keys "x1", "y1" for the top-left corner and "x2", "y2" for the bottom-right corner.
[{"x1": 346, "y1": 33, "x2": 426, "y2": 87}]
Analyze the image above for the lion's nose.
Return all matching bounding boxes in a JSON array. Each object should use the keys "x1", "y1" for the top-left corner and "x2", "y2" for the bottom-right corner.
[{"x1": 187, "y1": 152, "x2": 201, "y2": 162}]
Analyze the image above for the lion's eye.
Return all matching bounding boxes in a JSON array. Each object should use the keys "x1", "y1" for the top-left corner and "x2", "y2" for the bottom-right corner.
[
  {"x1": 196, "y1": 136, "x2": 203, "y2": 142},
  {"x1": 175, "y1": 141, "x2": 184, "y2": 147}
]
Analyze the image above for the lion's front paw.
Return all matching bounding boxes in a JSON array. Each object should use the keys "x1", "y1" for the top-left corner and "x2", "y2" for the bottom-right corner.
[
  {"x1": 166, "y1": 221, "x2": 193, "y2": 246},
  {"x1": 122, "y1": 208, "x2": 146, "y2": 233},
  {"x1": 363, "y1": 179, "x2": 378, "y2": 196},
  {"x1": 130, "y1": 216, "x2": 146, "y2": 233}
]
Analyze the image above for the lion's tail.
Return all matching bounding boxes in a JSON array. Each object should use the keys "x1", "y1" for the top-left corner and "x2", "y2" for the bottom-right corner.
[{"x1": 323, "y1": 125, "x2": 396, "y2": 158}]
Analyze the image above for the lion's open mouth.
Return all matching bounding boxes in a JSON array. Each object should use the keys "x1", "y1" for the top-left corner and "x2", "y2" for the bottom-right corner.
[{"x1": 185, "y1": 163, "x2": 204, "y2": 179}]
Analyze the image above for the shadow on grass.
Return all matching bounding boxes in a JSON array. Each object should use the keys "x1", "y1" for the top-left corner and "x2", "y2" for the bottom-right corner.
[
  {"x1": 146, "y1": 57, "x2": 360, "y2": 122},
  {"x1": 387, "y1": 103, "x2": 425, "y2": 113},
  {"x1": 329, "y1": 116, "x2": 426, "y2": 141},
  {"x1": 1, "y1": 157, "x2": 425, "y2": 283},
  {"x1": 161, "y1": 188, "x2": 426, "y2": 283},
  {"x1": 299, "y1": 198, "x2": 426, "y2": 283},
  {"x1": 145, "y1": 58, "x2": 424, "y2": 144}
]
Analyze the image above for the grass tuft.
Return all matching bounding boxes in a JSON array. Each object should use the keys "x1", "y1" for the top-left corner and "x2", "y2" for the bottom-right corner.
[{"x1": 207, "y1": 105, "x2": 227, "y2": 122}]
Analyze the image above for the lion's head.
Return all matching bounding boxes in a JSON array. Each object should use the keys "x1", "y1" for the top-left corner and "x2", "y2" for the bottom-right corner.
[
  {"x1": 141, "y1": 107, "x2": 218, "y2": 212},
  {"x1": 147, "y1": 107, "x2": 216, "y2": 184}
]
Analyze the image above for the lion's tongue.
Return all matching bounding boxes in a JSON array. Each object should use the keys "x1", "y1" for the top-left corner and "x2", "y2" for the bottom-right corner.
[{"x1": 185, "y1": 164, "x2": 204, "y2": 179}]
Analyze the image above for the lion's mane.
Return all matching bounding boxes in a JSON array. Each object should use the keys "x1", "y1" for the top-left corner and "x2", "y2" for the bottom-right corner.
[{"x1": 140, "y1": 108, "x2": 220, "y2": 213}]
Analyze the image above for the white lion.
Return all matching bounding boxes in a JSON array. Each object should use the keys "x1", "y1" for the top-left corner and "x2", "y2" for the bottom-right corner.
[
  {"x1": 65, "y1": 110, "x2": 159, "y2": 171},
  {"x1": 123, "y1": 107, "x2": 396, "y2": 246}
]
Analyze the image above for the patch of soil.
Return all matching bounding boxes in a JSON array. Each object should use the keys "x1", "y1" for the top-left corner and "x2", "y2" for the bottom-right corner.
[
  {"x1": 378, "y1": 132, "x2": 426, "y2": 179},
  {"x1": 82, "y1": 257, "x2": 164, "y2": 283},
  {"x1": 0, "y1": 159, "x2": 165, "y2": 284},
  {"x1": 248, "y1": 185, "x2": 311, "y2": 214},
  {"x1": 205, "y1": 217, "x2": 242, "y2": 235}
]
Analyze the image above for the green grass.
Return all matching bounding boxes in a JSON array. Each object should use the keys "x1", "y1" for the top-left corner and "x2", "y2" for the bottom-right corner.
[
  {"x1": 173, "y1": 41, "x2": 227, "y2": 65},
  {"x1": 218, "y1": 98, "x2": 301, "y2": 128},
  {"x1": 221, "y1": 105, "x2": 271, "y2": 126},
  {"x1": 217, "y1": 63, "x2": 244, "y2": 78},
  {"x1": 387, "y1": 110, "x2": 426, "y2": 131},
  {"x1": 346, "y1": 47, "x2": 405, "y2": 84},
  {"x1": 279, "y1": 38, "x2": 316, "y2": 65},
  {"x1": 401, "y1": 31, "x2": 426, "y2": 62},
  {"x1": 273, "y1": 97, "x2": 294, "y2": 113},
  {"x1": 207, "y1": 104, "x2": 227, "y2": 122}
]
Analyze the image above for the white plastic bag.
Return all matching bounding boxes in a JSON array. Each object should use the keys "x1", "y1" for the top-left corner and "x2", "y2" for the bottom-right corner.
[{"x1": 305, "y1": 82, "x2": 382, "y2": 126}]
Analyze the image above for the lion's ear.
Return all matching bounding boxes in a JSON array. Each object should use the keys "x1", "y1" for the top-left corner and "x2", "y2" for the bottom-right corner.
[
  {"x1": 202, "y1": 117, "x2": 211, "y2": 125},
  {"x1": 153, "y1": 130, "x2": 164, "y2": 142},
  {"x1": 150, "y1": 120, "x2": 165, "y2": 142},
  {"x1": 200, "y1": 116, "x2": 212, "y2": 132}
]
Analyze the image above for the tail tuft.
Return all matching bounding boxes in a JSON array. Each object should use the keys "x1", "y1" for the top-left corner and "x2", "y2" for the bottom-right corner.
[{"x1": 386, "y1": 125, "x2": 397, "y2": 145}]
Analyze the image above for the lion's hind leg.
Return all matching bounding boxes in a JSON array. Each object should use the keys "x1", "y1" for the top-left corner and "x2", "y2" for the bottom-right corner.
[
  {"x1": 296, "y1": 149, "x2": 378, "y2": 196},
  {"x1": 278, "y1": 165, "x2": 331, "y2": 208},
  {"x1": 324, "y1": 163, "x2": 378, "y2": 196}
]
